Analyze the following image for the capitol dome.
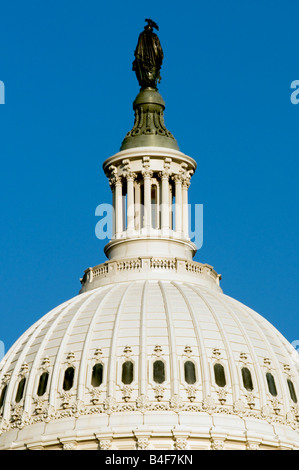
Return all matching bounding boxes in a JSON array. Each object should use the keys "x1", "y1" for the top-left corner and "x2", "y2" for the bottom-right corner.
[
  {"x1": 1, "y1": 269, "x2": 299, "y2": 450},
  {"x1": 1, "y1": 20, "x2": 299, "y2": 451}
]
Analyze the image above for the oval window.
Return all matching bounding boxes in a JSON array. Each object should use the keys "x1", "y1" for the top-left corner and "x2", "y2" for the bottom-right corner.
[
  {"x1": 0, "y1": 384, "x2": 7, "y2": 410},
  {"x1": 37, "y1": 371, "x2": 49, "y2": 397},
  {"x1": 63, "y1": 367, "x2": 75, "y2": 391},
  {"x1": 241, "y1": 367, "x2": 253, "y2": 391},
  {"x1": 153, "y1": 360, "x2": 165, "y2": 384},
  {"x1": 266, "y1": 372, "x2": 277, "y2": 397},
  {"x1": 287, "y1": 379, "x2": 297, "y2": 403},
  {"x1": 214, "y1": 363, "x2": 226, "y2": 387},
  {"x1": 121, "y1": 361, "x2": 134, "y2": 385},
  {"x1": 91, "y1": 363, "x2": 103, "y2": 388},
  {"x1": 15, "y1": 377, "x2": 26, "y2": 403},
  {"x1": 184, "y1": 361, "x2": 196, "y2": 384}
]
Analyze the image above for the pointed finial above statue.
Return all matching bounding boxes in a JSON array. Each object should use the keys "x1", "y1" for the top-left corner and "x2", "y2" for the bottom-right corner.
[{"x1": 132, "y1": 19, "x2": 164, "y2": 89}]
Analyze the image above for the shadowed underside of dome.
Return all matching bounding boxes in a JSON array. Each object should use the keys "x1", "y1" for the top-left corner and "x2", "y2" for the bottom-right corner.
[{"x1": 0, "y1": 280, "x2": 299, "y2": 450}]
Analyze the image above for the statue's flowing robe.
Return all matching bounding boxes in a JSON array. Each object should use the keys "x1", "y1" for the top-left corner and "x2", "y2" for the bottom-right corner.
[{"x1": 133, "y1": 29, "x2": 163, "y2": 87}]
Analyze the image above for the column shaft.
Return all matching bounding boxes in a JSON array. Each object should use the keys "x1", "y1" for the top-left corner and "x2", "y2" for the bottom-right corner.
[
  {"x1": 169, "y1": 184, "x2": 173, "y2": 229},
  {"x1": 115, "y1": 179, "x2": 123, "y2": 236},
  {"x1": 134, "y1": 181, "x2": 141, "y2": 231},
  {"x1": 174, "y1": 177, "x2": 182, "y2": 234},
  {"x1": 161, "y1": 174, "x2": 170, "y2": 232},
  {"x1": 126, "y1": 176, "x2": 135, "y2": 234},
  {"x1": 182, "y1": 180, "x2": 189, "y2": 238},
  {"x1": 111, "y1": 185, "x2": 116, "y2": 237},
  {"x1": 143, "y1": 172, "x2": 152, "y2": 229}
]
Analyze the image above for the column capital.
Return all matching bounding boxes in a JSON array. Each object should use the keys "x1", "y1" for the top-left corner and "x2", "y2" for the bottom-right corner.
[
  {"x1": 124, "y1": 170, "x2": 137, "y2": 182},
  {"x1": 172, "y1": 173, "x2": 184, "y2": 184},
  {"x1": 107, "y1": 164, "x2": 122, "y2": 187},
  {"x1": 182, "y1": 177, "x2": 191, "y2": 189},
  {"x1": 181, "y1": 167, "x2": 194, "y2": 187},
  {"x1": 142, "y1": 168, "x2": 153, "y2": 179},
  {"x1": 142, "y1": 156, "x2": 153, "y2": 179},
  {"x1": 158, "y1": 168, "x2": 172, "y2": 180},
  {"x1": 109, "y1": 175, "x2": 122, "y2": 187},
  {"x1": 122, "y1": 159, "x2": 137, "y2": 182}
]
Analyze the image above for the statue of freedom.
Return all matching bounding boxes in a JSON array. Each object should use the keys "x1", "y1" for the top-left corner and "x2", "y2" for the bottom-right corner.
[{"x1": 132, "y1": 19, "x2": 164, "y2": 89}]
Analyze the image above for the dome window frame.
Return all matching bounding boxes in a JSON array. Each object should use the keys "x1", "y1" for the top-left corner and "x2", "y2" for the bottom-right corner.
[
  {"x1": 153, "y1": 359, "x2": 166, "y2": 384},
  {"x1": 62, "y1": 366, "x2": 75, "y2": 392},
  {"x1": 149, "y1": 350, "x2": 168, "y2": 392},
  {"x1": 213, "y1": 362, "x2": 226, "y2": 388},
  {"x1": 266, "y1": 372, "x2": 278, "y2": 397},
  {"x1": 183, "y1": 360, "x2": 197, "y2": 385},
  {"x1": 287, "y1": 378, "x2": 297, "y2": 404},
  {"x1": 0, "y1": 384, "x2": 8, "y2": 412},
  {"x1": 117, "y1": 351, "x2": 137, "y2": 392},
  {"x1": 15, "y1": 377, "x2": 27, "y2": 404},
  {"x1": 36, "y1": 371, "x2": 49, "y2": 397},
  {"x1": 121, "y1": 360, "x2": 134, "y2": 385},
  {"x1": 91, "y1": 362, "x2": 104, "y2": 388},
  {"x1": 241, "y1": 366, "x2": 254, "y2": 392}
]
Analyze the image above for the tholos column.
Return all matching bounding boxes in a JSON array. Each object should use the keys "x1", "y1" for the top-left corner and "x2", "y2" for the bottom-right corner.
[
  {"x1": 115, "y1": 177, "x2": 123, "y2": 237},
  {"x1": 173, "y1": 174, "x2": 183, "y2": 235},
  {"x1": 126, "y1": 171, "x2": 136, "y2": 235},
  {"x1": 160, "y1": 169, "x2": 170, "y2": 234},
  {"x1": 169, "y1": 184, "x2": 173, "y2": 229},
  {"x1": 142, "y1": 169, "x2": 153, "y2": 230},
  {"x1": 134, "y1": 180, "x2": 141, "y2": 232},
  {"x1": 182, "y1": 178, "x2": 190, "y2": 239},
  {"x1": 110, "y1": 184, "x2": 116, "y2": 237},
  {"x1": 108, "y1": 166, "x2": 118, "y2": 237}
]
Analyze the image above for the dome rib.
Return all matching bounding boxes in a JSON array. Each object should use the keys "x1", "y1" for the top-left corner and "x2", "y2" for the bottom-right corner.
[
  {"x1": 224, "y1": 295, "x2": 292, "y2": 413},
  {"x1": 207, "y1": 289, "x2": 268, "y2": 409},
  {"x1": 1, "y1": 296, "x2": 82, "y2": 421},
  {"x1": 1, "y1": 298, "x2": 71, "y2": 378},
  {"x1": 76, "y1": 285, "x2": 116, "y2": 402},
  {"x1": 48, "y1": 291, "x2": 100, "y2": 409},
  {"x1": 239, "y1": 299, "x2": 299, "y2": 379},
  {"x1": 139, "y1": 281, "x2": 148, "y2": 397},
  {"x1": 23, "y1": 294, "x2": 89, "y2": 416},
  {"x1": 106, "y1": 283, "x2": 133, "y2": 397},
  {"x1": 188, "y1": 284, "x2": 241, "y2": 403},
  {"x1": 159, "y1": 281, "x2": 180, "y2": 397},
  {"x1": 171, "y1": 281, "x2": 211, "y2": 397}
]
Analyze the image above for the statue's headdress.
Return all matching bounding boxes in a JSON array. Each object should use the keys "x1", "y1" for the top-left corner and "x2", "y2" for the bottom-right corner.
[{"x1": 145, "y1": 18, "x2": 159, "y2": 31}]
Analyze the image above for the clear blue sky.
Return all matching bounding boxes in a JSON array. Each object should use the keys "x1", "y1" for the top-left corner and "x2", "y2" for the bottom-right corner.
[{"x1": 0, "y1": 0, "x2": 298, "y2": 353}]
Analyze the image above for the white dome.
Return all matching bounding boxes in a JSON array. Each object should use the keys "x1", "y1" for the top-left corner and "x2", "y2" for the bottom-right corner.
[{"x1": 1, "y1": 263, "x2": 299, "y2": 450}]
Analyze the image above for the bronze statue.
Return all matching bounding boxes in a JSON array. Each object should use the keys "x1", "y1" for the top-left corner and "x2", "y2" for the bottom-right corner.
[
  {"x1": 133, "y1": 19, "x2": 164, "y2": 89},
  {"x1": 121, "y1": 19, "x2": 178, "y2": 151}
]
